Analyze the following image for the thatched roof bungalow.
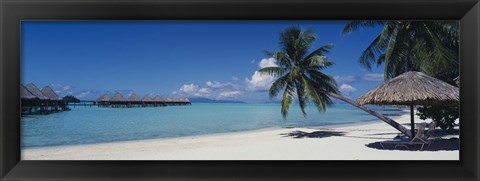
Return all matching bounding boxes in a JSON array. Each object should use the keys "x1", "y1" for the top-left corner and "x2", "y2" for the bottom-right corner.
[
  {"x1": 21, "y1": 84, "x2": 37, "y2": 99},
  {"x1": 41, "y1": 86, "x2": 62, "y2": 101},
  {"x1": 142, "y1": 95, "x2": 153, "y2": 102},
  {"x1": 110, "y1": 92, "x2": 127, "y2": 102},
  {"x1": 179, "y1": 98, "x2": 191, "y2": 102},
  {"x1": 153, "y1": 95, "x2": 162, "y2": 102},
  {"x1": 97, "y1": 94, "x2": 111, "y2": 101},
  {"x1": 25, "y1": 83, "x2": 49, "y2": 100},
  {"x1": 165, "y1": 98, "x2": 173, "y2": 102},
  {"x1": 128, "y1": 93, "x2": 140, "y2": 102}
]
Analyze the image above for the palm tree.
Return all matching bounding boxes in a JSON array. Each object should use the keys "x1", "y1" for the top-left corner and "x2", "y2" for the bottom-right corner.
[
  {"x1": 260, "y1": 26, "x2": 412, "y2": 137},
  {"x1": 342, "y1": 21, "x2": 459, "y2": 81},
  {"x1": 343, "y1": 21, "x2": 460, "y2": 131}
]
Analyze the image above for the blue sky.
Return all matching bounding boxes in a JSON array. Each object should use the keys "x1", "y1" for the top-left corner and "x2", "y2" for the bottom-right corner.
[{"x1": 22, "y1": 21, "x2": 385, "y2": 102}]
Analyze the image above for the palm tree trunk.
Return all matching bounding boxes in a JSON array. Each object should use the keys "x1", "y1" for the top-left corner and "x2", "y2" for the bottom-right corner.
[{"x1": 326, "y1": 92, "x2": 412, "y2": 138}]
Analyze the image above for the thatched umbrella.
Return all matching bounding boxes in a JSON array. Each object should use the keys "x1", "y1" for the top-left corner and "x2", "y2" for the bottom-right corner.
[
  {"x1": 128, "y1": 93, "x2": 140, "y2": 102},
  {"x1": 41, "y1": 86, "x2": 62, "y2": 100},
  {"x1": 357, "y1": 71, "x2": 459, "y2": 137},
  {"x1": 21, "y1": 84, "x2": 37, "y2": 99},
  {"x1": 25, "y1": 83, "x2": 49, "y2": 100},
  {"x1": 110, "y1": 92, "x2": 126, "y2": 102}
]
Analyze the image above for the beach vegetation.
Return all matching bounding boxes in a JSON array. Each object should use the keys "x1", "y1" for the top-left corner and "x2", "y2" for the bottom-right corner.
[
  {"x1": 63, "y1": 95, "x2": 80, "y2": 102},
  {"x1": 343, "y1": 21, "x2": 459, "y2": 130},
  {"x1": 262, "y1": 26, "x2": 412, "y2": 137}
]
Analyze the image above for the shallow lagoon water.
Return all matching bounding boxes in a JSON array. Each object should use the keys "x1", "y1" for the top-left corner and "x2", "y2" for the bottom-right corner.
[{"x1": 21, "y1": 103, "x2": 405, "y2": 148}]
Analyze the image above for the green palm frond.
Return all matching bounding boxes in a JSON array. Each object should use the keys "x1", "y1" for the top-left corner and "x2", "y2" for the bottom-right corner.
[
  {"x1": 268, "y1": 74, "x2": 290, "y2": 99},
  {"x1": 257, "y1": 67, "x2": 286, "y2": 77},
  {"x1": 303, "y1": 44, "x2": 334, "y2": 63},
  {"x1": 303, "y1": 55, "x2": 335, "y2": 70},
  {"x1": 358, "y1": 35, "x2": 385, "y2": 70},
  {"x1": 344, "y1": 20, "x2": 459, "y2": 82},
  {"x1": 264, "y1": 26, "x2": 340, "y2": 119},
  {"x1": 295, "y1": 77, "x2": 308, "y2": 117},
  {"x1": 342, "y1": 21, "x2": 385, "y2": 35},
  {"x1": 280, "y1": 82, "x2": 295, "y2": 118}
]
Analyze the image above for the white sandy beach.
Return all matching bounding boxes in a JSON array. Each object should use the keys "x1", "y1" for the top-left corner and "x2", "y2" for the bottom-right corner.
[{"x1": 22, "y1": 113, "x2": 459, "y2": 160}]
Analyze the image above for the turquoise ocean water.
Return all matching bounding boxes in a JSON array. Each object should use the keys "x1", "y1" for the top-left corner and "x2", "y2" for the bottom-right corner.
[{"x1": 21, "y1": 103, "x2": 405, "y2": 148}]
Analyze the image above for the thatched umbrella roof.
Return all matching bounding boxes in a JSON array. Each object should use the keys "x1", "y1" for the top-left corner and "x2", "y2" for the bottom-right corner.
[
  {"x1": 25, "y1": 83, "x2": 49, "y2": 100},
  {"x1": 142, "y1": 95, "x2": 153, "y2": 102},
  {"x1": 153, "y1": 95, "x2": 162, "y2": 102},
  {"x1": 97, "y1": 94, "x2": 111, "y2": 101},
  {"x1": 21, "y1": 84, "x2": 37, "y2": 99},
  {"x1": 128, "y1": 93, "x2": 140, "y2": 101},
  {"x1": 357, "y1": 71, "x2": 459, "y2": 138},
  {"x1": 41, "y1": 86, "x2": 62, "y2": 101},
  {"x1": 110, "y1": 92, "x2": 126, "y2": 102},
  {"x1": 357, "y1": 71, "x2": 459, "y2": 106}
]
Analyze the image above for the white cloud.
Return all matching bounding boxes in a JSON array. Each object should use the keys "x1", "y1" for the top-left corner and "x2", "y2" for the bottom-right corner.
[
  {"x1": 334, "y1": 76, "x2": 357, "y2": 84},
  {"x1": 179, "y1": 83, "x2": 199, "y2": 94},
  {"x1": 339, "y1": 84, "x2": 357, "y2": 93},
  {"x1": 245, "y1": 71, "x2": 276, "y2": 92},
  {"x1": 206, "y1": 81, "x2": 224, "y2": 88},
  {"x1": 258, "y1": 57, "x2": 278, "y2": 68},
  {"x1": 198, "y1": 88, "x2": 210, "y2": 94},
  {"x1": 175, "y1": 81, "x2": 243, "y2": 100},
  {"x1": 363, "y1": 73, "x2": 384, "y2": 81},
  {"x1": 245, "y1": 57, "x2": 279, "y2": 92},
  {"x1": 217, "y1": 91, "x2": 242, "y2": 99},
  {"x1": 232, "y1": 76, "x2": 239, "y2": 81}
]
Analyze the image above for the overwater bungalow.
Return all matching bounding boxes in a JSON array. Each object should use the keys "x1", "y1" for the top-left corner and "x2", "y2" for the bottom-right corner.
[
  {"x1": 164, "y1": 97, "x2": 191, "y2": 106},
  {"x1": 41, "y1": 86, "x2": 68, "y2": 112},
  {"x1": 97, "y1": 93, "x2": 111, "y2": 107},
  {"x1": 110, "y1": 92, "x2": 127, "y2": 108},
  {"x1": 21, "y1": 84, "x2": 41, "y2": 115},
  {"x1": 21, "y1": 83, "x2": 69, "y2": 115},
  {"x1": 127, "y1": 93, "x2": 141, "y2": 107},
  {"x1": 141, "y1": 95, "x2": 154, "y2": 107},
  {"x1": 153, "y1": 95, "x2": 166, "y2": 107},
  {"x1": 24, "y1": 83, "x2": 50, "y2": 114},
  {"x1": 95, "y1": 93, "x2": 190, "y2": 108}
]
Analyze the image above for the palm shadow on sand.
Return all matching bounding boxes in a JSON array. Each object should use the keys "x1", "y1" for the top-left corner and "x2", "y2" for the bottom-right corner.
[{"x1": 281, "y1": 130, "x2": 345, "y2": 139}]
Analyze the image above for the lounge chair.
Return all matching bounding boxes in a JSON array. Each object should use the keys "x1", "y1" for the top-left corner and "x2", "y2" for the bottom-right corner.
[{"x1": 380, "y1": 123, "x2": 433, "y2": 150}]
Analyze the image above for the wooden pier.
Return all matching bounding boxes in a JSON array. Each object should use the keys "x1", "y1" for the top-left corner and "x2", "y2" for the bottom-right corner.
[
  {"x1": 93, "y1": 93, "x2": 191, "y2": 108},
  {"x1": 21, "y1": 83, "x2": 192, "y2": 113}
]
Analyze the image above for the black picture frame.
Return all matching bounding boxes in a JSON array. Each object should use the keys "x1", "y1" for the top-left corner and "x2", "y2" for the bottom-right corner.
[{"x1": 1, "y1": 0, "x2": 479, "y2": 180}]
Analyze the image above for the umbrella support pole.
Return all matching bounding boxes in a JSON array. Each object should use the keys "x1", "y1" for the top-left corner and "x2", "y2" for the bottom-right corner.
[{"x1": 410, "y1": 105, "x2": 415, "y2": 139}]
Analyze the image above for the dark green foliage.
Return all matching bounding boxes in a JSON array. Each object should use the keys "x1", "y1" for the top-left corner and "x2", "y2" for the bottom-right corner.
[
  {"x1": 343, "y1": 21, "x2": 459, "y2": 80},
  {"x1": 261, "y1": 26, "x2": 339, "y2": 118},
  {"x1": 344, "y1": 21, "x2": 460, "y2": 131},
  {"x1": 63, "y1": 95, "x2": 80, "y2": 102},
  {"x1": 417, "y1": 106, "x2": 459, "y2": 130}
]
